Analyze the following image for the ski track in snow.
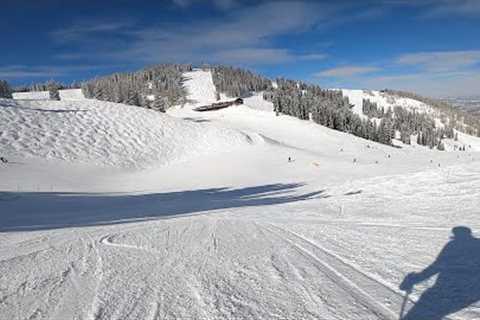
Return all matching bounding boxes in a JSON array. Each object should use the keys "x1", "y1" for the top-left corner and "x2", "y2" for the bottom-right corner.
[
  {"x1": 261, "y1": 224, "x2": 459, "y2": 320},
  {"x1": 1, "y1": 70, "x2": 480, "y2": 319}
]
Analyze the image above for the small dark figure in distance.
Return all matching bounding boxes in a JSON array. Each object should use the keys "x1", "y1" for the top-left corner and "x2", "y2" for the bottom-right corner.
[
  {"x1": 288, "y1": 157, "x2": 292, "y2": 162},
  {"x1": 0, "y1": 157, "x2": 7, "y2": 164}
]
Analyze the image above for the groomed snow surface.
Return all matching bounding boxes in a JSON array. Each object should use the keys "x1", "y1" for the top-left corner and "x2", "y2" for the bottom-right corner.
[{"x1": 2, "y1": 70, "x2": 480, "y2": 319}]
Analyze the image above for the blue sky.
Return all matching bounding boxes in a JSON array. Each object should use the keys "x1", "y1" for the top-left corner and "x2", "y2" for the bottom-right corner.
[{"x1": 1, "y1": 0, "x2": 479, "y2": 97}]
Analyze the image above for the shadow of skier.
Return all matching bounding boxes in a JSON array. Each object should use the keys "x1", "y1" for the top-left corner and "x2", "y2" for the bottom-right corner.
[{"x1": 400, "y1": 226, "x2": 480, "y2": 319}]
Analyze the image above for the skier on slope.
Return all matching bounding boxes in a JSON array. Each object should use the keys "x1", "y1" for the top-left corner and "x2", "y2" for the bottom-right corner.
[{"x1": 400, "y1": 226, "x2": 480, "y2": 319}]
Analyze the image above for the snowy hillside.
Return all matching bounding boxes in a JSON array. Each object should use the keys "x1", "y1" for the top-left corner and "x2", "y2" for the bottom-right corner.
[
  {"x1": 342, "y1": 89, "x2": 434, "y2": 118},
  {"x1": 2, "y1": 68, "x2": 480, "y2": 320},
  {"x1": 0, "y1": 98, "x2": 258, "y2": 168},
  {"x1": 342, "y1": 88, "x2": 480, "y2": 151}
]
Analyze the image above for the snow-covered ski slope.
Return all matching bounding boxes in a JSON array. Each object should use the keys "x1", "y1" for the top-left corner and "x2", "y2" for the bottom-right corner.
[{"x1": 2, "y1": 69, "x2": 480, "y2": 319}]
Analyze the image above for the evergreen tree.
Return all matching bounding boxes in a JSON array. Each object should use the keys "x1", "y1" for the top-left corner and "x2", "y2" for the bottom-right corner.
[
  {"x1": 81, "y1": 64, "x2": 192, "y2": 109},
  {"x1": 437, "y1": 140, "x2": 445, "y2": 151},
  {"x1": 211, "y1": 65, "x2": 272, "y2": 97},
  {"x1": 47, "y1": 81, "x2": 60, "y2": 100},
  {"x1": 0, "y1": 80, "x2": 12, "y2": 98},
  {"x1": 150, "y1": 95, "x2": 167, "y2": 112}
]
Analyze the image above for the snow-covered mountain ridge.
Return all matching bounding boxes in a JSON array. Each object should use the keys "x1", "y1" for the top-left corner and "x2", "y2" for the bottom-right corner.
[
  {"x1": 8, "y1": 66, "x2": 480, "y2": 153},
  {"x1": 176, "y1": 69, "x2": 480, "y2": 152}
]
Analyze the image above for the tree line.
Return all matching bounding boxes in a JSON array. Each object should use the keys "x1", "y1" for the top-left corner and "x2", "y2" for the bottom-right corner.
[
  {"x1": 2, "y1": 80, "x2": 61, "y2": 101},
  {"x1": 383, "y1": 89, "x2": 480, "y2": 137},
  {"x1": 211, "y1": 65, "x2": 272, "y2": 98},
  {"x1": 13, "y1": 80, "x2": 80, "y2": 93},
  {"x1": 264, "y1": 79, "x2": 400, "y2": 146},
  {"x1": 362, "y1": 99, "x2": 385, "y2": 118},
  {"x1": 362, "y1": 99, "x2": 454, "y2": 149},
  {"x1": 0, "y1": 80, "x2": 12, "y2": 98},
  {"x1": 81, "y1": 64, "x2": 192, "y2": 111}
]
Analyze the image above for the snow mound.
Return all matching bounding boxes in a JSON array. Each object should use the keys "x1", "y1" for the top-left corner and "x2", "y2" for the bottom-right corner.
[
  {"x1": 59, "y1": 89, "x2": 85, "y2": 100},
  {"x1": 12, "y1": 91, "x2": 50, "y2": 100},
  {"x1": 0, "y1": 98, "x2": 257, "y2": 168}
]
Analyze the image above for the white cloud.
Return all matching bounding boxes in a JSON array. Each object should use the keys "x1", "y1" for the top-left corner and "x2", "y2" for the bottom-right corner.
[
  {"x1": 0, "y1": 66, "x2": 61, "y2": 78},
  {"x1": 315, "y1": 49, "x2": 480, "y2": 97},
  {"x1": 362, "y1": 71, "x2": 480, "y2": 97},
  {"x1": 298, "y1": 53, "x2": 328, "y2": 61},
  {"x1": 210, "y1": 50, "x2": 328, "y2": 65},
  {"x1": 172, "y1": 0, "x2": 238, "y2": 10},
  {"x1": 51, "y1": 21, "x2": 133, "y2": 43},
  {"x1": 423, "y1": 0, "x2": 480, "y2": 17},
  {"x1": 396, "y1": 50, "x2": 480, "y2": 72},
  {"x1": 172, "y1": 0, "x2": 192, "y2": 7},
  {"x1": 0, "y1": 65, "x2": 117, "y2": 79},
  {"x1": 212, "y1": 48, "x2": 292, "y2": 64},
  {"x1": 376, "y1": 0, "x2": 480, "y2": 18},
  {"x1": 315, "y1": 66, "x2": 380, "y2": 78},
  {"x1": 213, "y1": 0, "x2": 238, "y2": 10},
  {"x1": 53, "y1": 1, "x2": 334, "y2": 66}
]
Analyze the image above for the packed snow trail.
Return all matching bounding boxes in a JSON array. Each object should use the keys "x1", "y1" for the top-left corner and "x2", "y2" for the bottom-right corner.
[{"x1": 2, "y1": 70, "x2": 480, "y2": 319}]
